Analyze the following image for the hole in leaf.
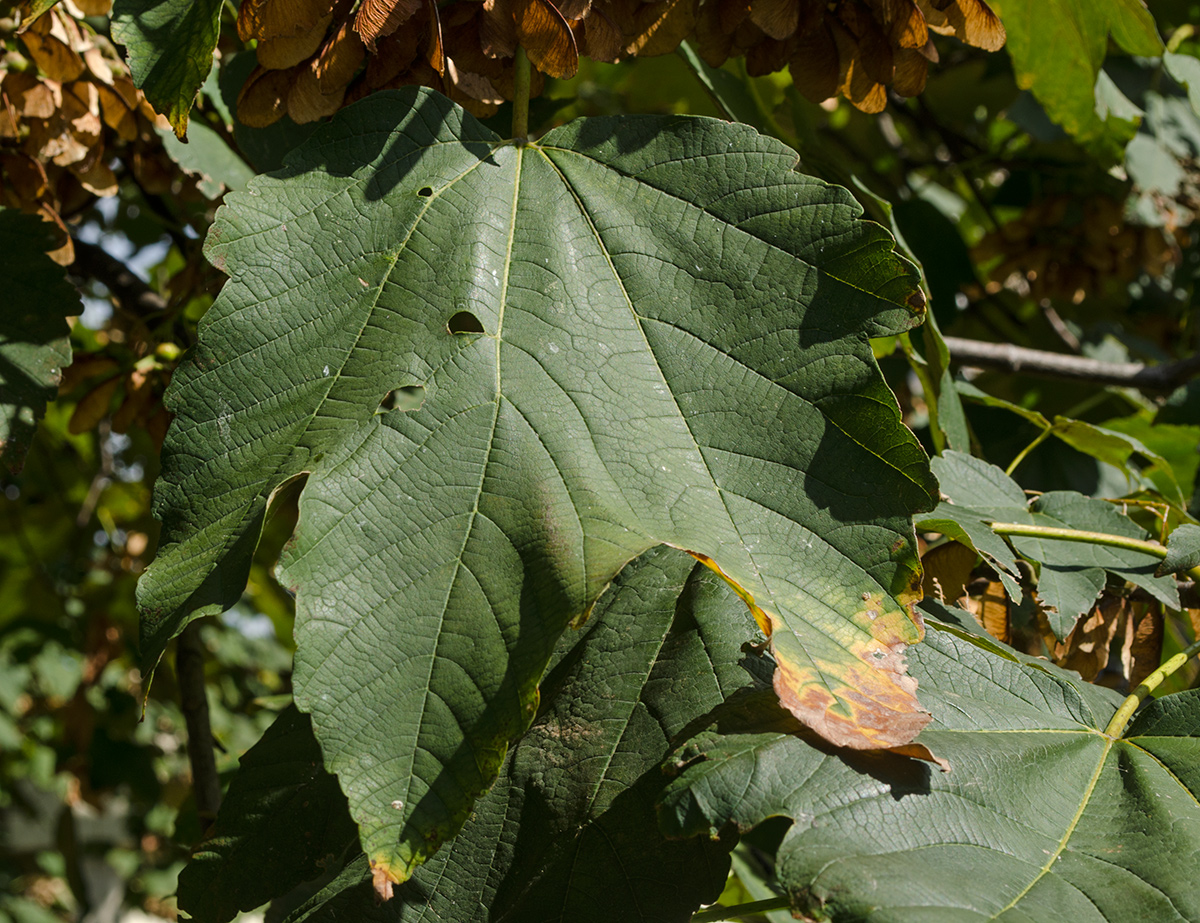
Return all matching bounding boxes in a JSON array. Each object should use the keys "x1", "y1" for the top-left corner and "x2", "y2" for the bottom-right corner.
[
  {"x1": 417, "y1": 186, "x2": 434, "y2": 197},
  {"x1": 448, "y1": 311, "x2": 485, "y2": 335},
  {"x1": 378, "y1": 385, "x2": 425, "y2": 414}
]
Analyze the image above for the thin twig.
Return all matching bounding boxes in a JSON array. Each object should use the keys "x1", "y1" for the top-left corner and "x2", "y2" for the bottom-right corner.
[
  {"x1": 944, "y1": 336, "x2": 1200, "y2": 393},
  {"x1": 177, "y1": 621, "x2": 222, "y2": 821}
]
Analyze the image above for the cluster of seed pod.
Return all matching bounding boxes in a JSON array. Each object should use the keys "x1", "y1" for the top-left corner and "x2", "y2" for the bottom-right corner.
[
  {"x1": 695, "y1": 0, "x2": 1004, "y2": 111},
  {"x1": 235, "y1": 0, "x2": 1006, "y2": 125},
  {"x1": 0, "y1": 4, "x2": 173, "y2": 263},
  {"x1": 973, "y1": 195, "x2": 1179, "y2": 306}
]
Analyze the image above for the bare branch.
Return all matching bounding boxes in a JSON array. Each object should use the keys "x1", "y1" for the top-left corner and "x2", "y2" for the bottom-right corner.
[
  {"x1": 943, "y1": 336, "x2": 1200, "y2": 393},
  {"x1": 177, "y1": 621, "x2": 222, "y2": 821}
]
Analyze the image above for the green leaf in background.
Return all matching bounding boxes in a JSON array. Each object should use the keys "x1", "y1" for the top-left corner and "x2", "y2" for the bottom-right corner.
[
  {"x1": 988, "y1": 0, "x2": 1162, "y2": 142},
  {"x1": 958, "y1": 381, "x2": 1186, "y2": 504},
  {"x1": 0, "y1": 208, "x2": 78, "y2": 473},
  {"x1": 660, "y1": 620, "x2": 1200, "y2": 922},
  {"x1": 156, "y1": 122, "x2": 255, "y2": 199},
  {"x1": 111, "y1": 0, "x2": 223, "y2": 138},
  {"x1": 139, "y1": 87, "x2": 936, "y2": 885},
  {"x1": 1164, "y1": 51, "x2": 1200, "y2": 115},
  {"x1": 197, "y1": 547, "x2": 760, "y2": 923},
  {"x1": 1159, "y1": 522, "x2": 1200, "y2": 577},
  {"x1": 1014, "y1": 491, "x2": 1178, "y2": 638}
]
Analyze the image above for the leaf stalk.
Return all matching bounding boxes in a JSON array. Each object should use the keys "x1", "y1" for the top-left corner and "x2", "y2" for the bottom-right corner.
[
  {"x1": 691, "y1": 896, "x2": 791, "y2": 921},
  {"x1": 986, "y1": 521, "x2": 1200, "y2": 583},
  {"x1": 512, "y1": 46, "x2": 531, "y2": 142},
  {"x1": 1103, "y1": 638, "x2": 1200, "y2": 738}
]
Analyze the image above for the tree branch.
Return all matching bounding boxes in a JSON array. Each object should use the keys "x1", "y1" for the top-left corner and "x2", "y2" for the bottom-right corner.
[
  {"x1": 177, "y1": 621, "x2": 222, "y2": 821},
  {"x1": 944, "y1": 336, "x2": 1200, "y2": 393},
  {"x1": 71, "y1": 237, "x2": 168, "y2": 314}
]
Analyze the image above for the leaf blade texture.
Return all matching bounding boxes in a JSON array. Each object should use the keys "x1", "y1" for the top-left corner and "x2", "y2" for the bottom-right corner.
[
  {"x1": 140, "y1": 87, "x2": 936, "y2": 881},
  {"x1": 271, "y1": 546, "x2": 757, "y2": 923},
  {"x1": 660, "y1": 620, "x2": 1200, "y2": 922}
]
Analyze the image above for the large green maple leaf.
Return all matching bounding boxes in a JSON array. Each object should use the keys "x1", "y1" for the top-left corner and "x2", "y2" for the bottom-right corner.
[{"x1": 140, "y1": 87, "x2": 936, "y2": 884}]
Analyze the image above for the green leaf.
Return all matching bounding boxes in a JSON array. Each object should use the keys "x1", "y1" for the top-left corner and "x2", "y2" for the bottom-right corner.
[
  {"x1": 957, "y1": 382, "x2": 1185, "y2": 503},
  {"x1": 222, "y1": 547, "x2": 756, "y2": 922},
  {"x1": 0, "y1": 208, "x2": 78, "y2": 473},
  {"x1": 176, "y1": 706, "x2": 360, "y2": 923},
  {"x1": 140, "y1": 87, "x2": 937, "y2": 884},
  {"x1": 1164, "y1": 51, "x2": 1200, "y2": 115},
  {"x1": 111, "y1": 0, "x2": 223, "y2": 138},
  {"x1": 1159, "y1": 522, "x2": 1200, "y2": 577},
  {"x1": 1018, "y1": 491, "x2": 1178, "y2": 606},
  {"x1": 660, "y1": 620, "x2": 1200, "y2": 922},
  {"x1": 988, "y1": 0, "x2": 1162, "y2": 142},
  {"x1": 156, "y1": 123, "x2": 255, "y2": 199}
]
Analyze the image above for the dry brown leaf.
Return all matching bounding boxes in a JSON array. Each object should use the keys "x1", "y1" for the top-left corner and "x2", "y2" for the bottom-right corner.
[
  {"x1": 237, "y1": 65, "x2": 297, "y2": 128},
  {"x1": 789, "y1": 20, "x2": 839, "y2": 103},
  {"x1": 257, "y1": 11, "x2": 334, "y2": 69},
  {"x1": 37, "y1": 201, "x2": 73, "y2": 265},
  {"x1": 745, "y1": 34, "x2": 791, "y2": 76},
  {"x1": 71, "y1": 149, "x2": 118, "y2": 196},
  {"x1": 624, "y1": 0, "x2": 695, "y2": 56},
  {"x1": 920, "y1": 540, "x2": 977, "y2": 606},
  {"x1": 892, "y1": 45, "x2": 927, "y2": 95},
  {"x1": 2, "y1": 72, "x2": 57, "y2": 119},
  {"x1": 74, "y1": 0, "x2": 114, "y2": 16},
  {"x1": 692, "y1": 0, "x2": 735, "y2": 65},
  {"x1": 581, "y1": 3, "x2": 623, "y2": 61},
  {"x1": 314, "y1": 19, "x2": 366, "y2": 93},
  {"x1": 1121, "y1": 601, "x2": 1164, "y2": 690},
  {"x1": 287, "y1": 65, "x2": 346, "y2": 123},
  {"x1": 870, "y1": 0, "x2": 927, "y2": 48},
  {"x1": 112, "y1": 370, "x2": 155, "y2": 435},
  {"x1": 967, "y1": 579, "x2": 1010, "y2": 644},
  {"x1": 362, "y1": 24, "x2": 423, "y2": 88},
  {"x1": 1049, "y1": 596, "x2": 1124, "y2": 682},
  {"x1": 515, "y1": 0, "x2": 579, "y2": 77},
  {"x1": 239, "y1": 0, "x2": 333, "y2": 42},
  {"x1": 449, "y1": 62, "x2": 504, "y2": 104},
  {"x1": 917, "y1": 0, "x2": 1004, "y2": 51},
  {"x1": 354, "y1": 0, "x2": 423, "y2": 51},
  {"x1": 82, "y1": 46, "x2": 116, "y2": 86},
  {"x1": 20, "y1": 16, "x2": 86, "y2": 83},
  {"x1": 837, "y1": 1, "x2": 893, "y2": 87},
  {"x1": 480, "y1": 0, "x2": 518, "y2": 57},
  {"x1": 555, "y1": 0, "x2": 592, "y2": 22},
  {"x1": 95, "y1": 82, "x2": 138, "y2": 140},
  {"x1": 0, "y1": 152, "x2": 50, "y2": 207},
  {"x1": 59, "y1": 356, "x2": 120, "y2": 396},
  {"x1": 426, "y1": 0, "x2": 446, "y2": 76},
  {"x1": 69, "y1": 373, "x2": 121, "y2": 434},
  {"x1": 748, "y1": 0, "x2": 799, "y2": 41}
]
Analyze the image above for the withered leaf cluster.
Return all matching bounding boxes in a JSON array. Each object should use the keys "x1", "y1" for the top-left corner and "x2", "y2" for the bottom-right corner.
[
  {"x1": 1, "y1": 4, "x2": 173, "y2": 263},
  {"x1": 696, "y1": 0, "x2": 1004, "y2": 112},
  {"x1": 973, "y1": 194, "x2": 1179, "y2": 306},
  {"x1": 237, "y1": 0, "x2": 1006, "y2": 127}
]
